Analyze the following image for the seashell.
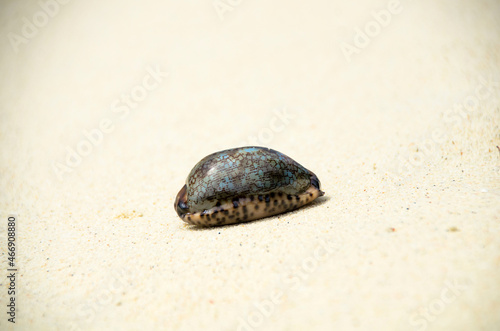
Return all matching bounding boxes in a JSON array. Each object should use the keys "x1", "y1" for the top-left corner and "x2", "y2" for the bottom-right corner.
[{"x1": 174, "y1": 146, "x2": 324, "y2": 226}]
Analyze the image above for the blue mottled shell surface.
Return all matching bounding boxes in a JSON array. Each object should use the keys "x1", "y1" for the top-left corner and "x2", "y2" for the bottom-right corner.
[{"x1": 175, "y1": 146, "x2": 324, "y2": 226}]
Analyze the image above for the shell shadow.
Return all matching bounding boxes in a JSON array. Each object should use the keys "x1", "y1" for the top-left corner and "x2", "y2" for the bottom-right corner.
[{"x1": 183, "y1": 194, "x2": 331, "y2": 231}]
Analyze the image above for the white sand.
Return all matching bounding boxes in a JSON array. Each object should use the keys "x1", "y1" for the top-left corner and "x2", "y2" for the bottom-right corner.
[{"x1": 1, "y1": 0, "x2": 499, "y2": 330}]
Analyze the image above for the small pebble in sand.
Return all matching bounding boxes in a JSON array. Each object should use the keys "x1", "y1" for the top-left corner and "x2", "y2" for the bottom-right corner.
[{"x1": 174, "y1": 146, "x2": 324, "y2": 226}]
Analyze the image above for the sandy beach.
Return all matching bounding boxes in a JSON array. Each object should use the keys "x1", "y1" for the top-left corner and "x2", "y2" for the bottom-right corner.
[{"x1": 1, "y1": 0, "x2": 499, "y2": 330}]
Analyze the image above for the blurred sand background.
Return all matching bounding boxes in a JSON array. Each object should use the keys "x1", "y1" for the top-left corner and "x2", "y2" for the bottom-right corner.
[{"x1": 1, "y1": 0, "x2": 499, "y2": 330}]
